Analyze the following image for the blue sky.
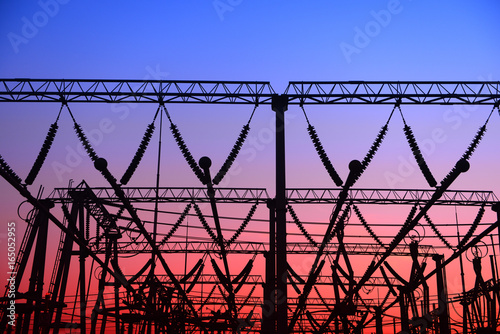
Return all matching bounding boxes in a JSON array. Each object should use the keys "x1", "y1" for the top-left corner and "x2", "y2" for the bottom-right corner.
[{"x1": 1, "y1": 1, "x2": 499, "y2": 87}]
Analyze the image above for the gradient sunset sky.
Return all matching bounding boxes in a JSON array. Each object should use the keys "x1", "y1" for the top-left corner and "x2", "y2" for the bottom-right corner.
[{"x1": 1, "y1": 1, "x2": 500, "y2": 331}]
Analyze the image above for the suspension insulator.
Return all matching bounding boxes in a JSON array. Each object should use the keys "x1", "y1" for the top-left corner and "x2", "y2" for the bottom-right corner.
[
  {"x1": 120, "y1": 123, "x2": 155, "y2": 185},
  {"x1": 404, "y1": 125, "x2": 437, "y2": 187},
  {"x1": 233, "y1": 259, "x2": 254, "y2": 294},
  {"x1": 287, "y1": 262, "x2": 305, "y2": 284},
  {"x1": 232, "y1": 259, "x2": 254, "y2": 285},
  {"x1": 361, "y1": 124, "x2": 388, "y2": 170},
  {"x1": 96, "y1": 220, "x2": 100, "y2": 248},
  {"x1": 457, "y1": 204, "x2": 485, "y2": 250},
  {"x1": 390, "y1": 204, "x2": 417, "y2": 248},
  {"x1": 440, "y1": 158, "x2": 470, "y2": 188},
  {"x1": 160, "y1": 202, "x2": 192, "y2": 245},
  {"x1": 344, "y1": 159, "x2": 363, "y2": 189},
  {"x1": 227, "y1": 202, "x2": 258, "y2": 246},
  {"x1": 186, "y1": 263, "x2": 204, "y2": 294},
  {"x1": 380, "y1": 266, "x2": 398, "y2": 296},
  {"x1": 180, "y1": 258, "x2": 204, "y2": 284},
  {"x1": 74, "y1": 123, "x2": 98, "y2": 162},
  {"x1": 25, "y1": 122, "x2": 58, "y2": 185},
  {"x1": 213, "y1": 124, "x2": 250, "y2": 185},
  {"x1": 423, "y1": 212, "x2": 453, "y2": 250},
  {"x1": 313, "y1": 286, "x2": 331, "y2": 311},
  {"x1": 306, "y1": 311, "x2": 320, "y2": 332},
  {"x1": 353, "y1": 205, "x2": 385, "y2": 248},
  {"x1": 94, "y1": 158, "x2": 119, "y2": 185},
  {"x1": 308, "y1": 125, "x2": 343, "y2": 186},
  {"x1": 86, "y1": 209, "x2": 90, "y2": 240},
  {"x1": 462, "y1": 125, "x2": 487, "y2": 161},
  {"x1": 329, "y1": 202, "x2": 351, "y2": 242},
  {"x1": 238, "y1": 284, "x2": 257, "y2": 311},
  {"x1": 287, "y1": 204, "x2": 318, "y2": 247},
  {"x1": 193, "y1": 202, "x2": 218, "y2": 243},
  {"x1": 0, "y1": 154, "x2": 23, "y2": 185},
  {"x1": 211, "y1": 258, "x2": 230, "y2": 291},
  {"x1": 170, "y1": 123, "x2": 205, "y2": 184},
  {"x1": 288, "y1": 273, "x2": 302, "y2": 294}
]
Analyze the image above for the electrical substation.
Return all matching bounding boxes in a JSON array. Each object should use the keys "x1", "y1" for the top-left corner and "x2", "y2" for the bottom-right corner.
[{"x1": 1, "y1": 79, "x2": 500, "y2": 333}]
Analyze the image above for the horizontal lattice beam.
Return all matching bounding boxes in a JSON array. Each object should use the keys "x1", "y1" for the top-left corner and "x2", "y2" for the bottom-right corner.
[
  {"x1": 48, "y1": 187, "x2": 498, "y2": 205},
  {"x1": 99, "y1": 242, "x2": 436, "y2": 256},
  {"x1": 1, "y1": 79, "x2": 500, "y2": 104},
  {"x1": 0, "y1": 79, "x2": 275, "y2": 104},
  {"x1": 49, "y1": 187, "x2": 269, "y2": 203},
  {"x1": 286, "y1": 188, "x2": 498, "y2": 205},
  {"x1": 285, "y1": 81, "x2": 500, "y2": 104}
]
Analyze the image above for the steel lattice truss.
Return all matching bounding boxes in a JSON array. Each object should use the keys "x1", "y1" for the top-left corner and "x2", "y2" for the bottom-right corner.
[
  {"x1": 1, "y1": 79, "x2": 499, "y2": 104},
  {"x1": 1, "y1": 79, "x2": 500, "y2": 334},
  {"x1": 48, "y1": 187, "x2": 498, "y2": 205}
]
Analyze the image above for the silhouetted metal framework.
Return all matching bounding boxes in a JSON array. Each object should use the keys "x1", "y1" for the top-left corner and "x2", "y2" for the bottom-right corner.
[
  {"x1": 285, "y1": 81, "x2": 500, "y2": 104},
  {"x1": 1, "y1": 79, "x2": 499, "y2": 104},
  {"x1": 48, "y1": 187, "x2": 498, "y2": 205},
  {"x1": 2, "y1": 78, "x2": 500, "y2": 334},
  {"x1": 104, "y1": 242, "x2": 437, "y2": 257}
]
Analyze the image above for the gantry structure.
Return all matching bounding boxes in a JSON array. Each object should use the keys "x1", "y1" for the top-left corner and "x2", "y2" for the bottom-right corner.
[{"x1": 1, "y1": 79, "x2": 500, "y2": 333}]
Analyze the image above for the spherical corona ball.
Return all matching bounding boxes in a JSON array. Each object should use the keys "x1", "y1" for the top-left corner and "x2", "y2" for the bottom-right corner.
[
  {"x1": 199, "y1": 156, "x2": 212, "y2": 170},
  {"x1": 94, "y1": 157, "x2": 108, "y2": 171},
  {"x1": 349, "y1": 159, "x2": 363, "y2": 174},
  {"x1": 456, "y1": 159, "x2": 470, "y2": 173}
]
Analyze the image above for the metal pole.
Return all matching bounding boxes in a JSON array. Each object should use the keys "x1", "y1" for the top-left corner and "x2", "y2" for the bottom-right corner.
[
  {"x1": 262, "y1": 199, "x2": 276, "y2": 333},
  {"x1": 272, "y1": 94, "x2": 288, "y2": 334},
  {"x1": 433, "y1": 254, "x2": 450, "y2": 334},
  {"x1": 398, "y1": 287, "x2": 409, "y2": 333},
  {"x1": 493, "y1": 203, "x2": 500, "y2": 332},
  {"x1": 79, "y1": 199, "x2": 87, "y2": 333},
  {"x1": 375, "y1": 306, "x2": 383, "y2": 334}
]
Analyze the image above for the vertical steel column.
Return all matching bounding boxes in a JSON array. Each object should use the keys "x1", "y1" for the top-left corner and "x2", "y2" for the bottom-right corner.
[
  {"x1": 262, "y1": 199, "x2": 276, "y2": 333},
  {"x1": 489, "y1": 255, "x2": 497, "y2": 331},
  {"x1": 23, "y1": 200, "x2": 51, "y2": 333},
  {"x1": 495, "y1": 203, "x2": 500, "y2": 334},
  {"x1": 272, "y1": 94, "x2": 288, "y2": 334},
  {"x1": 494, "y1": 203, "x2": 500, "y2": 267},
  {"x1": 78, "y1": 197, "x2": 87, "y2": 333},
  {"x1": 398, "y1": 287, "x2": 409, "y2": 333},
  {"x1": 375, "y1": 306, "x2": 383, "y2": 334},
  {"x1": 50, "y1": 199, "x2": 80, "y2": 334},
  {"x1": 433, "y1": 254, "x2": 450, "y2": 334}
]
